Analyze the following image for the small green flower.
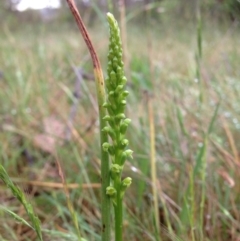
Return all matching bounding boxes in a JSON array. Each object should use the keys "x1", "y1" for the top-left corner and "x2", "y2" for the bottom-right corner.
[
  {"x1": 111, "y1": 164, "x2": 122, "y2": 174},
  {"x1": 120, "y1": 119, "x2": 131, "y2": 134},
  {"x1": 106, "y1": 186, "x2": 117, "y2": 206},
  {"x1": 120, "y1": 177, "x2": 132, "y2": 198},
  {"x1": 120, "y1": 150, "x2": 133, "y2": 165},
  {"x1": 110, "y1": 164, "x2": 123, "y2": 180},
  {"x1": 106, "y1": 186, "x2": 117, "y2": 197},
  {"x1": 102, "y1": 142, "x2": 111, "y2": 152}
]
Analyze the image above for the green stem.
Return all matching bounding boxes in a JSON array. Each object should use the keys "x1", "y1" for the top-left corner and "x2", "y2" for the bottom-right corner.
[
  {"x1": 65, "y1": 1, "x2": 111, "y2": 241},
  {"x1": 94, "y1": 69, "x2": 111, "y2": 241},
  {"x1": 114, "y1": 177, "x2": 123, "y2": 241}
]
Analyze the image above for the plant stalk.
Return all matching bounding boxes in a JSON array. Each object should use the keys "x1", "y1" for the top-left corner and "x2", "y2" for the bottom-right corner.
[
  {"x1": 65, "y1": 1, "x2": 111, "y2": 241},
  {"x1": 114, "y1": 177, "x2": 123, "y2": 241},
  {"x1": 148, "y1": 96, "x2": 161, "y2": 240},
  {"x1": 105, "y1": 13, "x2": 133, "y2": 241}
]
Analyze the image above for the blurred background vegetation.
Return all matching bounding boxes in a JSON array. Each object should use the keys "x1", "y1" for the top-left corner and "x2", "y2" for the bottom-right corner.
[
  {"x1": 0, "y1": 0, "x2": 240, "y2": 24},
  {"x1": 0, "y1": 0, "x2": 240, "y2": 241}
]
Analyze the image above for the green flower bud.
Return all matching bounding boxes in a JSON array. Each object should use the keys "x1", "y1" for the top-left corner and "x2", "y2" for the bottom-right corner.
[
  {"x1": 103, "y1": 102, "x2": 109, "y2": 108},
  {"x1": 122, "y1": 177, "x2": 132, "y2": 187},
  {"x1": 121, "y1": 91, "x2": 129, "y2": 98},
  {"x1": 113, "y1": 57, "x2": 118, "y2": 63},
  {"x1": 120, "y1": 139, "x2": 129, "y2": 148},
  {"x1": 103, "y1": 115, "x2": 111, "y2": 121},
  {"x1": 120, "y1": 118, "x2": 131, "y2": 134},
  {"x1": 120, "y1": 149, "x2": 133, "y2": 164},
  {"x1": 114, "y1": 46, "x2": 119, "y2": 53},
  {"x1": 120, "y1": 152, "x2": 126, "y2": 165},
  {"x1": 111, "y1": 164, "x2": 122, "y2": 174},
  {"x1": 106, "y1": 186, "x2": 116, "y2": 196},
  {"x1": 110, "y1": 71, "x2": 117, "y2": 82},
  {"x1": 116, "y1": 66, "x2": 122, "y2": 75},
  {"x1": 102, "y1": 142, "x2": 115, "y2": 156},
  {"x1": 119, "y1": 60, "x2": 124, "y2": 67},
  {"x1": 115, "y1": 113, "x2": 126, "y2": 120},
  {"x1": 109, "y1": 91, "x2": 115, "y2": 96},
  {"x1": 102, "y1": 142, "x2": 110, "y2": 152},
  {"x1": 120, "y1": 100, "x2": 126, "y2": 105},
  {"x1": 115, "y1": 85, "x2": 124, "y2": 93},
  {"x1": 102, "y1": 126, "x2": 112, "y2": 133},
  {"x1": 120, "y1": 177, "x2": 132, "y2": 198},
  {"x1": 121, "y1": 76, "x2": 127, "y2": 85},
  {"x1": 102, "y1": 126, "x2": 115, "y2": 139},
  {"x1": 103, "y1": 115, "x2": 115, "y2": 128},
  {"x1": 125, "y1": 149, "x2": 133, "y2": 158},
  {"x1": 110, "y1": 164, "x2": 123, "y2": 180},
  {"x1": 103, "y1": 103, "x2": 114, "y2": 115}
]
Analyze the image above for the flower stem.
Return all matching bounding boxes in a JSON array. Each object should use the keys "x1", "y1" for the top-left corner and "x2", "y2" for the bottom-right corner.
[
  {"x1": 95, "y1": 67, "x2": 111, "y2": 241},
  {"x1": 114, "y1": 177, "x2": 123, "y2": 241},
  {"x1": 65, "y1": 1, "x2": 111, "y2": 241}
]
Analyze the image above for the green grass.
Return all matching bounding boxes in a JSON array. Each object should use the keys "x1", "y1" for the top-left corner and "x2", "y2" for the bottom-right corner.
[{"x1": 0, "y1": 12, "x2": 240, "y2": 241}]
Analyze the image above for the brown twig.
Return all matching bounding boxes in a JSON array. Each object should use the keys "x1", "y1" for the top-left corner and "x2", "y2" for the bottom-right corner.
[
  {"x1": 9, "y1": 179, "x2": 101, "y2": 189},
  {"x1": 66, "y1": 0, "x2": 101, "y2": 70}
]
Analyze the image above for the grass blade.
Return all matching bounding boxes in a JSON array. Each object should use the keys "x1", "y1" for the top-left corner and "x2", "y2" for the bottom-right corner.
[{"x1": 0, "y1": 164, "x2": 43, "y2": 241}]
